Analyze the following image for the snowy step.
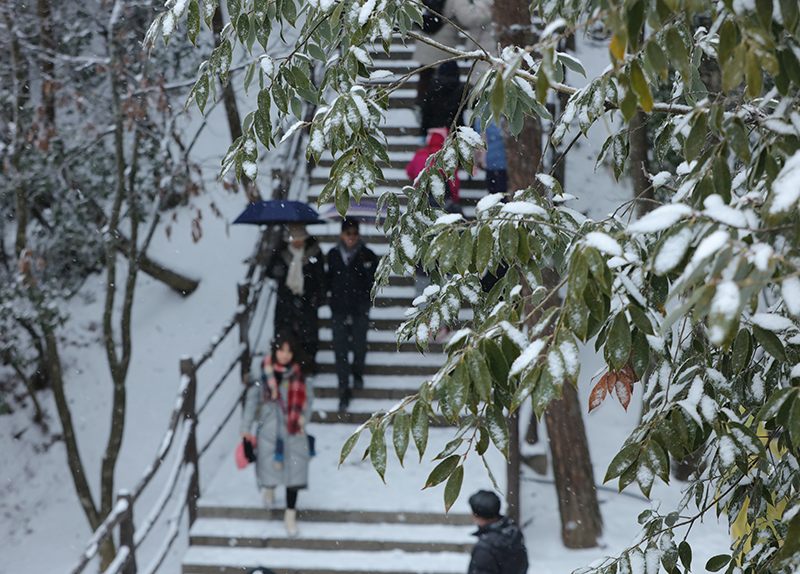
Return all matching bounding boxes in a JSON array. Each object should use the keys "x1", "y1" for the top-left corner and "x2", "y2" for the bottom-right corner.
[
  {"x1": 310, "y1": 167, "x2": 487, "y2": 189},
  {"x1": 310, "y1": 373, "x2": 428, "y2": 400},
  {"x1": 182, "y1": 546, "x2": 469, "y2": 574},
  {"x1": 188, "y1": 518, "x2": 474, "y2": 552}
]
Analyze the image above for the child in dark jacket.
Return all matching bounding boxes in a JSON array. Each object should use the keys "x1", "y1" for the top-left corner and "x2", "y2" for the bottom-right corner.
[{"x1": 326, "y1": 218, "x2": 379, "y2": 410}]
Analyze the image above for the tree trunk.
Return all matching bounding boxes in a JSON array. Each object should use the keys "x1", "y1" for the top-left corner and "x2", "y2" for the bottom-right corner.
[
  {"x1": 492, "y1": 4, "x2": 603, "y2": 540},
  {"x1": 544, "y1": 383, "x2": 603, "y2": 547},
  {"x1": 37, "y1": 0, "x2": 56, "y2": 132},
  {"x1": 115, "y1": 236, "x2": 200, "y2": 295},
  {"x1": 506, "y1": 412, "x2": 521, "y2": 524},
  {"x1": 212, "y1": 8, "x2": 260, "y2": 202},
  {"x1": 629, "y1": 110, "x2": 653, "y2": 217},
  {"x1": 4, "y1": 10, "x2": 29, "y2": 256}
]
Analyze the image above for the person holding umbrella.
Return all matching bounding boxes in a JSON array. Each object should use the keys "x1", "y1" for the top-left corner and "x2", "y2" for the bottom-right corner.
[
  {"x1": 326, "y1": 218, "x2": 378, "y2": 410},
  {"x1": 265, "y1": 223, "x2": 326, "y2": 374}
]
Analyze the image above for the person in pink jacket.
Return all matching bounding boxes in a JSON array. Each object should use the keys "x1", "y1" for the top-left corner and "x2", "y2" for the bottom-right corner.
[{"x1": 406, "y1": 127, "x2": 461, "y2": 212}]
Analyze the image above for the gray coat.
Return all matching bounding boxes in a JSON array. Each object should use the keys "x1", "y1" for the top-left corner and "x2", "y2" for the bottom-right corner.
[{"x1": 240, "y1": 370, "x2": 313, "y2": 489}]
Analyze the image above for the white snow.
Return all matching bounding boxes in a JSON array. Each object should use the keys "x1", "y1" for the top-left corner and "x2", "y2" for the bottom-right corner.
[
  {"x1": 629, "y1": 204, "x2": 694, "y2": 234},
  {"x1": 751, "y1": 313, "x2": 795, "y2": 332},
  {"x1": 476, "y1": 193, "x2": 505, "y2": 214},
  {"x1": 782, "y1": 276, "x2": 800, "y2": 316},
  {"x1": 769, "y1": 151, "x2": 800, "y2": 214},
  {"x1": 584, "y1": 232, "x2": 623, "y2": 256},
  {"x1": 509, "y1": 340, "x2": 546, "y2": 377}
]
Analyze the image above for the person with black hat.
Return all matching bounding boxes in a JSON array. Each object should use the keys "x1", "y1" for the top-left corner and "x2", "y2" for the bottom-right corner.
[
  {"x1": 467, "y1": 490, "x2": 529, "y2": 574},
  {"x1": 326, "y1": 218, "x2": 378, "y2": 410}
]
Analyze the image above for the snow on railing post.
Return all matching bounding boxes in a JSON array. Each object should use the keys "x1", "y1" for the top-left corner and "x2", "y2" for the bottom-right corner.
[
  {"x1": 237, "y1": 283, "x2": 251, "y2": 383},
  {"x1": 117, "y1": 491, "x2": 137, "y2": 574},
  {"x1": 179, "y1": 358, "x2": 201, "y2": 525}
]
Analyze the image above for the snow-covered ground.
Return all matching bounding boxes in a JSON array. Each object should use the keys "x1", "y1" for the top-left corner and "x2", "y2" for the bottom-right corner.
[{"x1": 0, "y1": 32, "x2": 733, "y2": 574}]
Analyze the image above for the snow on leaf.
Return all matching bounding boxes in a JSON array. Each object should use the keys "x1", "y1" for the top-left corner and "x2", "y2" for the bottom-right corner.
[
  {"x1": 585, "y1": 232, "x2": 623, "y2": 256},
  {"x1": 499, "y1": 321, "x2": 527, "y2": 349},
  {"x1": 718, "y1": 434, "x2": 736, "y2": 467},
  {"x1": 782, "y1": 276, "x2": 800, "y2": 316},
  {"x1": 703, "y1": 195, "x2": 748, "y2": 228},
  {"x1": 629, "y1": 204, "x2": 694, "y2": 234},
  {"x1": 654, "y1": 228, "x2": 692, "y2": 273},
  {"x1": 501, "y1": 202, "x2": 547, "y2": 216},
  {"x1": 749, "y1": 243, "x2": 774, "y2": 272},
  {"x1": 509, "y1": 340, "x2": 545, "y2": 377},
  {"x1": 752, "y1": 313, "x2": 795, "y2": 332},
  {"x1": 769, "y1": 151, "x2": 800, "y2": 214},
  {"x1": 476, "y1": 193, "x2": 504, "y2": 214}
]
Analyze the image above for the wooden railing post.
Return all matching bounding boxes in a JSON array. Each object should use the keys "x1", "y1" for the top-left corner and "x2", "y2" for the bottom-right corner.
[
  {"x1": 238, "y1": 283, "x2": 251, "y2": 382},
  {"x1": 180, "y1": 358, "x2": 201, "y2": 526},
  {"x1": 118, "y1": 491, "x2": 137, "y2": 574}
]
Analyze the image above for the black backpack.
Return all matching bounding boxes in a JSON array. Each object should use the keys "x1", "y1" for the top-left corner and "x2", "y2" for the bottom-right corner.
[{"x1": 421, "y1": 0, "x2": 446, "y2": 34}]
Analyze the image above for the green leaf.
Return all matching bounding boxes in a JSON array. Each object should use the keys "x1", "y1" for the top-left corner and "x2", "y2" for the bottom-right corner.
[
  {"x1": 781, "y1": 0, "x2": 799, "y2": 32},
  {"x1": 476, "y1": 225, "x2": 493, "y2": 273},
  {"x1": 776, "y1": 510, "x2": 800, "y2": 565},
  {"x1": 756, "y1": 387, "x2": 797, "y2": 422},
  {"x1": 645, "y1": 40, "x2": 668, "y2": 80},
  {"x1": 369, "y1": 425, "x2": 387, "y2": 482},
  {"x1": 628, "y1": 305, "x2": 653, "y2": 335},
  {"x1": 456, "y1": 230, "x2": 474, "y2": 275},
  {"x1": 443, "y1": 464, "x2": 464, "y2": 512},
  {"x1": 187, "y1": 0, "x2": 200, "y2": 45},
  {"x1": 568, "y1": 250, "x2": 589, "y2": 298},
  {"x1": 476, "y1": 425, "x2": 490, "y2": 455},
  {"x1": 195, "y1": 74, "x2": 210, "y2": 114},
  {"x1": 706, "y1": 554, "x2": 731, "y2": 572},
  {"x1": 718, "y1": 20, "x2": 736, "y2": 64},
  {"x1": 500, "y1": 223, "x2": 519, "y2": 263},
  {"x1": 424, "y1": 454, "x2": 459, "y2": 488},
  {"x1": 731, "y1": 329, "x2": 751, "y2": 375},
  {"x1": 491, "y1": 74, "x2": 505, "y2": 123},
  {"x1": 484, "y1": 338, "x2": 510, "y2": 386},
  {"x1": 227, "y1": 0, "x2": 241, "y2": 24},
  {"x1": 531, "y1": 367, "x2": 561, "y2": 418},
  {"x1": 724, "y1": 117, "x2": 751, "y2": 162},
  {"x1": 411, "y1": 400, "x2": 430, "y2": 461},
  {"x1": 446, "y1": 362, "x2": 469, "y2": 418},
  {"x1": 753, "y1": 325, "x2": 787, "y2": 362},
  {"x1": 467, "y1": 349, "x2": 492, "y2": 402},
  {"x1": 236, "y1": 13, "x2": 250, "y2": 47},
  {"x1": 605, "y1": 443, "x2": 641, "y2": 482},
  {"x1": 632, "y1": 330, "x2": 649, "y2": 380},
  {"x1": 485, "y1": 404, "x2": 509, "y2": 458},
  {"x1": 629, "y1": 61, "x2": 653, "y2": 112},
  {"x1": 665, "y1": 28, "x2": 689, "y2": 79},
  {"x1": 434, "y1": 437, "x2": 463, "y2": 461},
  {"x1": 684, "y1": 113, "x2": 707, "y2": 161},
  {"x1": 606, "y1": 313, "x2": 632, "y2": 371},
  {"x1": 790, "y1": 397, "x2": 800, "y2": 449},
  {"x1": 393, "y1": 410, "x2": 410, "y2": 466},
  {"x1": 339, "y1": 431, "x2": 360, "y2": 466},
  {"x1": 678, "y1": 541, "x2": 692, "y2": 570}
]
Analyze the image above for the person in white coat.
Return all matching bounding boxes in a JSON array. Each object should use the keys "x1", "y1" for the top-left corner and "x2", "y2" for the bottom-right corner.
[{"x1": 413, "y1": 0, "x2": 495, "y2": 106}]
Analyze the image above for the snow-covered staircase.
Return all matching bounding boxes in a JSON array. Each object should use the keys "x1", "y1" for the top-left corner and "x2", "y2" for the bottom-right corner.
[{"x1": 181, "y1": 39, "x2": 500, "y2": 574}]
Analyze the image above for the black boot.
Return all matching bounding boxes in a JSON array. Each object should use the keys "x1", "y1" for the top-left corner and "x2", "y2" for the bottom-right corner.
[
  {"x1": 338, "y1": 388, "x2": 351, "y2": 411},
  {"x1": 353, "y1": 376, "x2": 364, "y2": 390}
]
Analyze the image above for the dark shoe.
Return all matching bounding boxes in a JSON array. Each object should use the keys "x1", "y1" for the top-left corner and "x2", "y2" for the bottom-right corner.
[
  {"x1": 338, "y1": 394, "x2": 350, "y2": 411},
  {"x1": 353, "y1": 376, "x2": 364, "y2": 390}
]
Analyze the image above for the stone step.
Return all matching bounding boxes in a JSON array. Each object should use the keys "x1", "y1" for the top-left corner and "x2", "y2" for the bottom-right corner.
[
  {"x1": 317, "y1": 339, "x2": 444, "y2": 355},
  {"x1": 182, "y1": 546, "x2": 469, "y2": 574},
  {"x1": 196, "y1": 506, "x2": 473, "y2": 525},
  {"x1": 310, "y1": 167, "x2": 487, "y2": 190},
  {"x1": 188, "y1": 518, "x2": 474, "y2": 552}
]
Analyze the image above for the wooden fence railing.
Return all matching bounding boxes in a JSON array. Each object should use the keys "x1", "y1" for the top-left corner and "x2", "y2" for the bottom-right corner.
[{"x1": 65, "y1": 113, "x2": 313, "y2": 574}]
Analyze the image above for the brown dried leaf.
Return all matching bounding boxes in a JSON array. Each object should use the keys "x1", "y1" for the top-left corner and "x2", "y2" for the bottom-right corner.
[
  {"x1": 589, "y1": 379, "x2": 608, "y2": 412},
  {"x1": 614, "y1": 376, "x2": 632, "y2": 411}
]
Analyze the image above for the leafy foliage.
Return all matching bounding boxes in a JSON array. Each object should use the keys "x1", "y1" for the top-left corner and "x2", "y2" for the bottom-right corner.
[{"x1": 159, "y1": 0, "x2": 800, "y2": 571}]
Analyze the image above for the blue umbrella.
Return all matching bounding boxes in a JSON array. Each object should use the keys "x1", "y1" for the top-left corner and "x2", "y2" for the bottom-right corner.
[{"x1": 233, "y1": 200, "x2": 321, "y2": 224}]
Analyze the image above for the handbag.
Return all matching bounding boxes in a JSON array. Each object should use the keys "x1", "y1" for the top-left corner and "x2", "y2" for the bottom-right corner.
[
  {"x1": 308, "y1": 434, "x2": 316, "y2": 457},
  {"x1": 235, "y1": 437, "x2": 257, "y2": 470}
]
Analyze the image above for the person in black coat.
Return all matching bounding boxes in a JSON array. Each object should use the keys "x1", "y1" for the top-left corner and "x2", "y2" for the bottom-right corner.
[
  {"x1": 326, "y1": 218, "x2": 378, "y2": 410},
  {"x1": 467, "y1": 490, "x2": 528, "y2": 574},
  {"x1": 265, "y1": 223, "x2": 326, "y2": 373},
  {"x1": 420, "y1": 60, "x2": 466, "y2": 136}
]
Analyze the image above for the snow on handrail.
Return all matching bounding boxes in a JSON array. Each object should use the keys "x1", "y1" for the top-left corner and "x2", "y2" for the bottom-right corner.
[
  {"x1": 199, "y1": 385, "x2": 248, "y2": 458},
  {"x1": 100, "y1": 545, "x2": 131, "y2": 574},
  {"x1": 66, "y1": 498, "x2": 130, "y2": 574},
  {"x1": 139, "y1": 464, "x2": 195, "y2": 574},
  {"x1": 195, "y1": 341, "x2": 247, "y2": 417},
  {"x1": 133, "y1": 420, "x2": 193, "y2": 547},
  {"x1": 130, "y1": 378, "x2": 189, "y2": 500}
]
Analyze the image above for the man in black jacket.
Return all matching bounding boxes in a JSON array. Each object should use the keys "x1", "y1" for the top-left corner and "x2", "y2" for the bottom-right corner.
[
  {"x1": 467, "y1": 490, "x2": 528, "y2": 574},
  {"x1": 327, "y1": 218, "x2": 378, "y2": 410}
]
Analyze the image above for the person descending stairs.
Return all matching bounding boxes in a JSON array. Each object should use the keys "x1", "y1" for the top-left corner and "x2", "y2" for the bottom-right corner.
[{"x1": 181, "y1": 36, "x2": 505, "y2": 574}]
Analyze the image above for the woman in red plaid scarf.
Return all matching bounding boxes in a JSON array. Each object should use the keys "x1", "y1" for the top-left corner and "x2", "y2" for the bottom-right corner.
[{"x1": 241, "y1": 330, "x2": 312, "y2": 537}]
